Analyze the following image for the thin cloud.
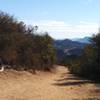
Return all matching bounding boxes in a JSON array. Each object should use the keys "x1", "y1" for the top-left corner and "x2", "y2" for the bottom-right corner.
[{"x1": 24, "y1": 20, "x2": 98, "y2": 39}]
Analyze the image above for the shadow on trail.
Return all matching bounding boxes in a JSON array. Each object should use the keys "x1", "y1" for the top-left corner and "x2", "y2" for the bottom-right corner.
[
  {"x1": 56, "y1": 77, "x2": 82, "y2": 82},
  {"x1": 53, "y1": 80, "x2": 90, "y2": 86},
  {"x1": 53, "y1": 72, "x2": 92, "y2": 86},
  {"x1": 52, "y1": 66, "x2": 100, "y2": 99}
]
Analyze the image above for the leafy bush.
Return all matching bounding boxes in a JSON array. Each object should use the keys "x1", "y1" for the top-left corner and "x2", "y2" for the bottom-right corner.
[
  {"x1": 68, "y1": 34, "x2": 100, "y2": 81},
  {"x1": 0, "y1": 11, "x2": 56, "y2": 71}
]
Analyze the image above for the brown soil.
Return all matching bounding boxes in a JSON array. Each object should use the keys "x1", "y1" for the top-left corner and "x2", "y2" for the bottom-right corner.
[{"x1": 0, "y1": 65, "x2": 100, "y2": 100}]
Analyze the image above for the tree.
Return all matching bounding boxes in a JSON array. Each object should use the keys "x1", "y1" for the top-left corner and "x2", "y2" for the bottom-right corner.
[
  {"x1": 0, "y1": 11, "x2": 56, "y2": 71},
  {"x1": 68, "y1": 33, "x2": 100, "y2": 81}
]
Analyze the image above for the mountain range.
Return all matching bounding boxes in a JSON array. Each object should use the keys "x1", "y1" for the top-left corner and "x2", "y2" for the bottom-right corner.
[
  {"x1": 54, "y1": 37, "x2": 91, "y2": 61},
  {"x1": 71, "y1": 37, "x2": 91, "y2": 43}
]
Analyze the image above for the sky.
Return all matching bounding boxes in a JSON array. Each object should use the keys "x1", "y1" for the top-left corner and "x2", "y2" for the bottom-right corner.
[{"x1": 0, "y1": 0, "x2": 100, "y2": 39}]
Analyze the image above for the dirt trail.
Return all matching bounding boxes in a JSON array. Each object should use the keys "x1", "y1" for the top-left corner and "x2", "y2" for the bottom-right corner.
[{"x1": 0, "y1": 65, "x2": 100, "y2": 100}]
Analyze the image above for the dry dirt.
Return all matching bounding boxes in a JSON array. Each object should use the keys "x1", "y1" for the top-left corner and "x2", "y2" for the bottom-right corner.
[{"x1": 0, "y1": 65, "x2": 100, "y2": 100}]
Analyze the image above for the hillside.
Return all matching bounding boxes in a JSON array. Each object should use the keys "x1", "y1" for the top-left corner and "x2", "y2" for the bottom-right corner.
[
  {"x1": 0, "y1": 66, "x2": 100, "y2": 100},
  {"x1": 72, "y1": 37, "x2": 91, "y2": 44},
  {"x1": 54, "y1": 39, "x2": 86, "y2": 49},
  {"x1": 54, "y1": 39, "x2": 87, "y2": 60}
]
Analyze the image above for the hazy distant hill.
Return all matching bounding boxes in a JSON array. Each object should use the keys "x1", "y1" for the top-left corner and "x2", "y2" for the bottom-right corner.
[
  {"x1": 54, "y1": 39, "x2": 86, "y2": 49},
  {"x1": 72, "y1": 37, "x2": 91, "y2": 44},
  {"x1": 54, "y1": 39, "x2": 87, "y2": 61}
]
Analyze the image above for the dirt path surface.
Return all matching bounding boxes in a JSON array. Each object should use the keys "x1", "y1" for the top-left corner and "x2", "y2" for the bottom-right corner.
[{"x1": 0, "y1": 65, "x2": 100, "y2": 100}]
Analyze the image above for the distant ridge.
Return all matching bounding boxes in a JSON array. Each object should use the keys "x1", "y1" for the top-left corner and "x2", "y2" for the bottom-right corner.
[
  {"x1": 71, "y1": 37, "x2": 91, "y2": 44},
  {"x1": 54, "y1": 38, "x2": 88, "y2": 61}
]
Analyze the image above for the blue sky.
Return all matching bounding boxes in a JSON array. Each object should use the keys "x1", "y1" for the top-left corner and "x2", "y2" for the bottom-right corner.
[{"x1": 0, "y1": 0, "x2": 100, "y2": 39}]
